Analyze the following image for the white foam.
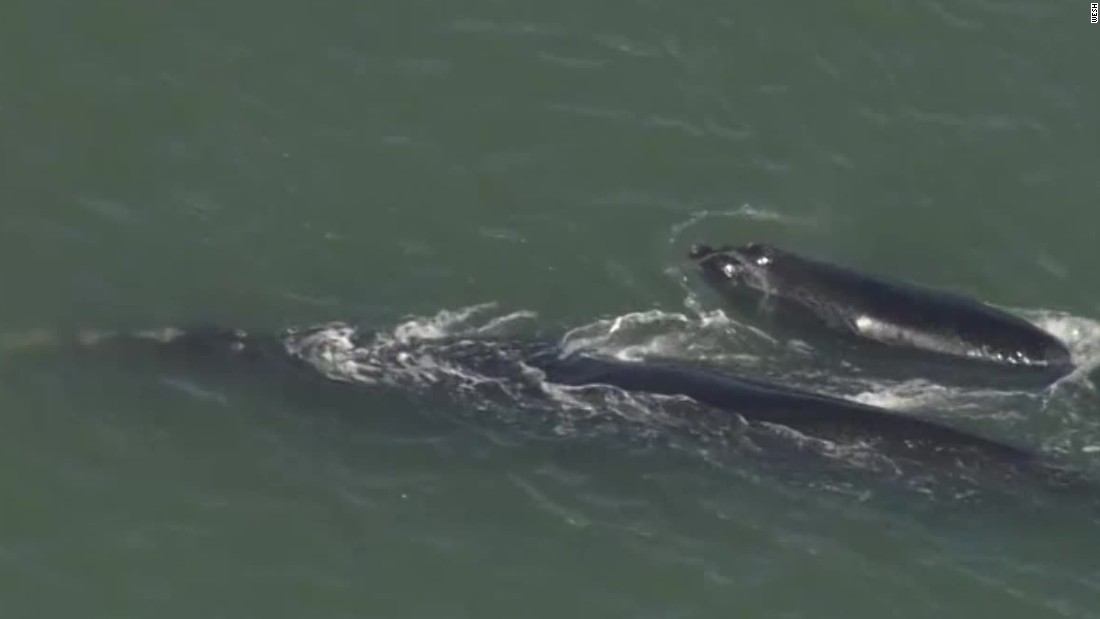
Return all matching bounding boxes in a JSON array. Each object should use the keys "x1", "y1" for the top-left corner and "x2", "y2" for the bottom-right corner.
[
  {"x1": 390, "y1": 302, "x2": 500, "y2": 344},
  {"x1": 283, "y1": 306, "x2": 543, "y2": 401},
  {"x1": 850, "y1": 380, "x2": 953, "y2": 411},
  {"x1": 1028, "y1": 310, "x2": 1100, "y2": 368},
  {"x1": 560, "y1": 310, "x2": 696, "y2": 358},
  {"x1": 1007, "y1": 309, "x2": 1100, "y2": 398}
]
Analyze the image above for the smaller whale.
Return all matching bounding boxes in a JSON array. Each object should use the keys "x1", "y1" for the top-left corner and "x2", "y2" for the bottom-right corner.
[{"x1": 688, "y1": 243, "x2": 1073, "y2": 374}]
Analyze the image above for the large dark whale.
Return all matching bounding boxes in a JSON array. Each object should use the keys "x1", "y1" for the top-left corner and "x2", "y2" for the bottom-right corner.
[
  {"x1": 689, "y1": 243, "x2": 1073, "y2": 375},
  {"x1": 527, "y1": 351, "x2": 1075, "y2": 481},
  {"x1": 20, "y1": 324, "x2": 1074, "y2": 486}
]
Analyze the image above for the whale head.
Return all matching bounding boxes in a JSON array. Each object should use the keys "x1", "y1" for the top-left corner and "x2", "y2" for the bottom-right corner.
[{"x1": 689, "y1": 242, "x2": 776, "y2": 288}]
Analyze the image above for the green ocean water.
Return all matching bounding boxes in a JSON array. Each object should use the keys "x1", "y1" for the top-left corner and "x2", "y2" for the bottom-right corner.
[{"x1": 2, "y1": 1, "x2": 1100, "y2": 617}]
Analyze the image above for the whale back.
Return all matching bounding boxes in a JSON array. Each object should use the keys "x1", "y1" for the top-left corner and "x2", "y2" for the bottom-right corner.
[
  {"x1": 528, "y1": 351, "x2": 1039, "y2": 467},
  {"x1": 693, "y1": 243, "x2": 1072, "y2": 369}
]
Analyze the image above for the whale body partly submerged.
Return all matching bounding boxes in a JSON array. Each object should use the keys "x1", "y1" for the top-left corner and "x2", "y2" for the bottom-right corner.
[
  {"x1": 33, "y1": 323, "x2": 1073, "y2": 487},
  {"x1": 689, "y1": 243, "x2": 1073, "y2": 376}
]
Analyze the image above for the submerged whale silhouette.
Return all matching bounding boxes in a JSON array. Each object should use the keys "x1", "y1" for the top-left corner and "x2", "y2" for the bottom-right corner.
[
  {"x1": 689, "y1": 243, "x2": 1073, "y2": 377},
  {"x1": 20, "y1": 324, "x2": 1076, "y2": 488}
]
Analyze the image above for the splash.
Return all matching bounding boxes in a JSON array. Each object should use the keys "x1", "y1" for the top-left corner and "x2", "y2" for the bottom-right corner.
[
  {"x1": 388, "y1": 302, "x2": 536, "y2": 344},
  {"x1": 1023, "y1": 309, "x2": 1100, "y2": 393},
  {"x1": 283, "y1": 304, "x2": 539, "y2": 390}
]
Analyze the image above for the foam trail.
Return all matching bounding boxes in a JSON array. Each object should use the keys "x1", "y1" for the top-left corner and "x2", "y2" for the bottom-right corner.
[{"x1": 390, "y1": 302, "x2": 501, "y2": 343}]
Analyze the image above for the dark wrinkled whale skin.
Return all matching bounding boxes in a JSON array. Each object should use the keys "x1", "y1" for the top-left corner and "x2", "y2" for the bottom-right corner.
[
  {"x1": 45, "y1": 325, "x2": 1082, "y2": 488},
  {"x1": 526, "y1": 350, "x2": 1038, "y2": 468},
  {"x1": 689, "y1": 243, "x2": 1073, "y2": 372}
]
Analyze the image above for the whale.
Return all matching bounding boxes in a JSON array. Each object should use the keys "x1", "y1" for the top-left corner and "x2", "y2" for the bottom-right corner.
[
  {"x1": 526, "y1": 349, "x2": 1057, "y2": 476},
  {"x1": 11, "y1": 323, "x2": 1076, "y2": 488},
  {"x1": 688, "y1": 243, "x2": 1073, "y2": 376}
]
